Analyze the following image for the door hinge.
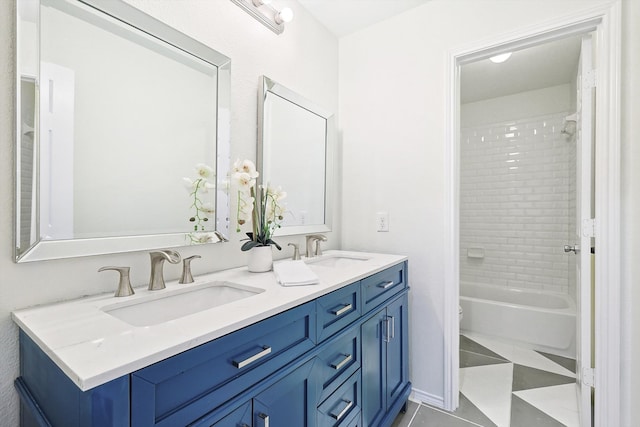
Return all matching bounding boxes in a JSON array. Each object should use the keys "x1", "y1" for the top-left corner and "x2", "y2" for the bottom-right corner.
[
  {"x1": 583, "y1": 69, "x2": 597, "y2": 89},
  {"x1": 582, "y1": 218, "x2": 596, "y2": 238},
  {"x1": 582, "y1": 367, "x2": 595, "y2": 388}
]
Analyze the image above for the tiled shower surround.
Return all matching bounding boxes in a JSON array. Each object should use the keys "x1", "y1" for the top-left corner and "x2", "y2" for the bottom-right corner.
[{"x1": 460, "y1": 112, "x2": 576, "y2": 294}]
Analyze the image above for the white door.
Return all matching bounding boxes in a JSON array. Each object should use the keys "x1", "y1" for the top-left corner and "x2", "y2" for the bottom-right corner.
[
  {"x1": 573, "y1": 34, "x2": 595, "y2": 427},
  {"x1": 39, "y1": 62, "x2": 75, "y2": 240}
]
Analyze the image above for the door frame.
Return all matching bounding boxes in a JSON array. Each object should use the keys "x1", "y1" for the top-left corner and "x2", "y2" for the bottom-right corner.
[{"x1": 443, "y1": 2, "x2": 621, "y2": 425}]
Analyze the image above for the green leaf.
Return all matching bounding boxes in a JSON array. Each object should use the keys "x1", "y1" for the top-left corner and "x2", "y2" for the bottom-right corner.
[
  {"x1": 241, "y1": 240, "x2": 260, "y2": 251},
  {"x1": 265, "y1": 239, "x2": 282, "y2": 250}
]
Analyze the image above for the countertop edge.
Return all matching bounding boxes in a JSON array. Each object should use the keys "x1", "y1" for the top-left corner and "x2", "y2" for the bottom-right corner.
[{"x1": 13, "y1": 251, "x2": 408, "y2": 391}]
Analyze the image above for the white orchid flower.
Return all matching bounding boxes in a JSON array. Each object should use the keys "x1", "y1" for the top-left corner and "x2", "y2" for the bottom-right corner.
[
  {"x1": 233, "y1": 158, "x2": 259, "y2": 178},
  {"x1": 195, "y1": 163, "x2": 214, "y2": 179},
  {"x1": 232, "y1": 171, "x2": 256, "y2": 192},
  {"x1": 267, "y1": 185, "x2": 287, "y2": 201}
]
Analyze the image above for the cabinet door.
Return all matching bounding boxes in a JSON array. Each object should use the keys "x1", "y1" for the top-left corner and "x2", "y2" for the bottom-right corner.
[
  {"x1": 360, "y1": 309, "x2": 387, "y2": 427},
  {"x1": 208, "y1": 401, "x2": 252, "y2": 427},
  {"x1": 385, "y1": 293, "x2": 409, "y2": 408},
  {"x1": 253, "y1": 359, "x2": 319, "y2": 427}
]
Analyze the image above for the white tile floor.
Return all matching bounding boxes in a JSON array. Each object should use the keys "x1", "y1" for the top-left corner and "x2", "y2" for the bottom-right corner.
[
  {"x1": 460, "y1": 332, "x2": 579, "y2": 427},
  {"x1": 393, "y1": 333, "x2": 583, "y2": 427}
]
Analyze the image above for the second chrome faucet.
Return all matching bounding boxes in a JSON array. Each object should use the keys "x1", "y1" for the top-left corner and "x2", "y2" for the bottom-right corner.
[
  {"x1": 305, "y1": 234, "x2": 327, "y2": 258},
  {"x1": 148, "y1": 250, "x2": 181, "y2": 290}
]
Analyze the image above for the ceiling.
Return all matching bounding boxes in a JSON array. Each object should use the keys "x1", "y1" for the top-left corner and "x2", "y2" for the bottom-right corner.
[
  {"x1": 296, "y1": 1, "x2": 582, "y2": 103},
  {"x1": 297, "y1": 0, "x2": 428, "y2": 37},
  {"x1": 460, "y1": 36, "x2": 582, "y2": 103}
]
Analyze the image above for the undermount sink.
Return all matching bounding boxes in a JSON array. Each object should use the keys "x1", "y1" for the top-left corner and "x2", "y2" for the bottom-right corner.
[
  {"x1": 306, "y1": 254, "x2": 370, "y2": 268},
  {"x1": 102, "y1": 282, "x2": 264, "y2": 327}
]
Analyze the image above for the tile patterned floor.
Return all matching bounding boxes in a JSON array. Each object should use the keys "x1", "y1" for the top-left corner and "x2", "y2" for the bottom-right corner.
[{"x1": 393, "y1": 333, "x2": 580, "y2": 427}]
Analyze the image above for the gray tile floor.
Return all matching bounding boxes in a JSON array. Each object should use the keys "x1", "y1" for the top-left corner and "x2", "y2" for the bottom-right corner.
[
  {"x1": 391, "y1": 335, "x2": 579, "y2": 427},
  {"x1": 392, "y1": 399, "x2": 491, "y2": 427}
]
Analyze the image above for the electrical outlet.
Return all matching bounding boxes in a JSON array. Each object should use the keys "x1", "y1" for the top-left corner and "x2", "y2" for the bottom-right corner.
[{"x1": 376, "y1": 212, "x2": 389, "y2": 232}]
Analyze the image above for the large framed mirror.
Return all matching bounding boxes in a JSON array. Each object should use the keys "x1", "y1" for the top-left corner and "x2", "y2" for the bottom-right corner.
[
  {"x1": 15, "y1": 0, "x2": 231, "y2": 262},
  {"x1": 257, "y1": 76, "x2": 334, "y2": 236}
]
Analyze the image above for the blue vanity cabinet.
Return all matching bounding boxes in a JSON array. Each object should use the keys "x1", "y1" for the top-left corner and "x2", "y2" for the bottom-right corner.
[
  {"x1": 202, "y1": 401, "x2": 252, "y2": 427},
  {"x1": 361, "y1": 293, "x2": 410, "y2": 427},
  {"x1": 313, "y1": 325, "x2": 361, "y2": 404},
  {"x1": 252, "y1": 358, "x2": 320, "y2": 426},
  {"x1": 15, "y1": 331, "x2": 130, "y2": 427},
  {"x1": 360, "y1": 265, "x2": 410, "y2": 427},
  {"x1": 383, "y1": 293, "x2": 410, "y2": 417},
  {"x1": 316, "y1": 281, "x2": 361, "y2": 343},
  {"x1": 361, "y1": 308, "x2": 387, "y2": 427},
  {"x1": 16, "y1": 260, "x2": 410, "y2": 427},
  {"x1": 317, "y1": 370, "x2": 361, "y2": 427},
  {"x1": 131, "y1": 301, "x2": 316, "y2": 426},
  {"x1": 360, "y1": 263, "x2": 406, "y2": 314}
]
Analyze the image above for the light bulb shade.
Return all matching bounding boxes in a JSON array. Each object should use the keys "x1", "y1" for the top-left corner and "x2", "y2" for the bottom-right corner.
[
  {"x1": 275, "y1": 7, "x2": 293, "y2": 24},
  {"x1": 252, "y1": 0, "x2": 272, "y2": 6}
]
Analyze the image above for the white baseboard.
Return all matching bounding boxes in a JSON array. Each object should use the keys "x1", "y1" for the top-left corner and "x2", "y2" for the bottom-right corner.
[{"x1": 410, "y1": 387, "x2": 444, "y2": 408}]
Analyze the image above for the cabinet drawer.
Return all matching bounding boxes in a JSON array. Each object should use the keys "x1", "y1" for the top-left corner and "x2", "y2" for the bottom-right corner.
[
  {"x1": 317, "y1": 282, "x2": 361, "y2": 342},
  {"x1": 317, "y1": 371, "x2": 361, "y2": 427},
  {"x1": 131, "y1": 301, "x2": 316, "y2": 427},
  {"x1": 361, "y1": 262, "x2": 407, "y2": 314},
  {"x1": 315, "y1": 325, "x2": 360, "y2": 404}
]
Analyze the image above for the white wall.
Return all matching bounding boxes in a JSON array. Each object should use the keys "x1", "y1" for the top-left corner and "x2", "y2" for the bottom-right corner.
[
  {"x1": 620, "y1": 0, "x2": 640, "y2": 425},
  {"x1": 460, "y1": 110, "x2": 574, "y2": 295},
  {"x1": 461, "y1": 84, "x2": 573, "y2": 126},
  {"x1": 338, "y1": 0, "x2": 636, "y2": 409},
  {"x1": 0, "y1": 0, "x2": 338, "y2": 423},
  {"x1": 460, "y1": 85, "x2": 575, "y2": 297},
  {"x1": 3, "y1": 0, "x2": 640, "y2": 425}
]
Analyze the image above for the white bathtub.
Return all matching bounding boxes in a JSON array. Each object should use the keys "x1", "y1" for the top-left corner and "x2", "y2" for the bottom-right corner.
[{"x1": 460, "y1": 282, "x2": 576, "y2": 358}]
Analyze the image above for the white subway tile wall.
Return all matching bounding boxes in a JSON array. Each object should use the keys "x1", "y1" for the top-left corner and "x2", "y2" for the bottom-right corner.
[{"x1": 460, "y1": 112, "x2": 576, "y2": 295}]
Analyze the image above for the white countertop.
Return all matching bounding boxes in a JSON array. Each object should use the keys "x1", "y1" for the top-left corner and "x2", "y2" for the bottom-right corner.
[{"x1": 12, "y1": 250, "x2": 407, "y2": 391}]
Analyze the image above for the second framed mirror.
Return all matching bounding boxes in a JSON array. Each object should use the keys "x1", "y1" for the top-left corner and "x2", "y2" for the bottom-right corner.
[{"x1": 257, "y1": 76, "x2": 334, "y2": 236}]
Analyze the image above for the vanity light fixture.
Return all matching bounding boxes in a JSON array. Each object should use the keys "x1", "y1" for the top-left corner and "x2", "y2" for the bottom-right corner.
[
  {"x1": 489, "y1": 52, "x2": 513, "y2": 63},
  {"x1": 275, "y1": 7, "x2": 293, "y2": 24},
  {"x1": 231, "y1": 0, "x2": 293, "y2": 34}
]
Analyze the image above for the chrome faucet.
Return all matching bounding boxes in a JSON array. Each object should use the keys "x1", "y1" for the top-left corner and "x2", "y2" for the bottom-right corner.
[
  {"x1": 305, "y1": 234, "x2": 327, "y2": 258},
  {"x1": 288, "y1": 243, "x2": 301, "y2": 260},
  {"x1": 148, "y1": 250, "x2": 181, "y2": 290},
  {"x1": 179, "y1": 255, "x2": 201, "y2": 284},
  {"x1": 98, "y1": 266, "x2": 135, "y2": 297}
]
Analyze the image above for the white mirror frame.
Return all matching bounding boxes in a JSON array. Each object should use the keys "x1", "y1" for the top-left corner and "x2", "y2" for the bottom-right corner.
[
  {"x1": 14, "y1": 0, "x2": 232, "y2": 262},
  {"x1": 257, "y1": 76, "x2": 334, "y2": 236}
]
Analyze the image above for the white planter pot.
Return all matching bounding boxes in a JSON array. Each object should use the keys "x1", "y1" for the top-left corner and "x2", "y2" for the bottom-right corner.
[{"x1": 247, "y1": 246, "x2": 273, "y2": 272}]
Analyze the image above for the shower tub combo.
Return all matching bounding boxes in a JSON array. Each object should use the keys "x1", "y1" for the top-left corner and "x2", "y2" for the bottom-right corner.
[{"x1": 459, "y1": 282, "x2": 576, "y2": 358}]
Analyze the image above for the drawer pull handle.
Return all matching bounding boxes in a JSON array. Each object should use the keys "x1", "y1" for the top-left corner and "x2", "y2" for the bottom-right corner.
[
  {"x1": 377, "y1": 280, "x2": 394, "y2": 289},
  {"x1": 258, "y1": 412, "x2": 269, "y2": 427},
  {"x1": 232, "y1": 345, "x2": 272, "y2": 368},
  {"x1": 330, "y1": 353, "x2": 353, "y2": 370},
  {"x1": 330, "y1": 399, "x2": 354, "y2": 420},
  {"x1": 331, "y1": 303, "x2": 353, "y2": 316}
]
